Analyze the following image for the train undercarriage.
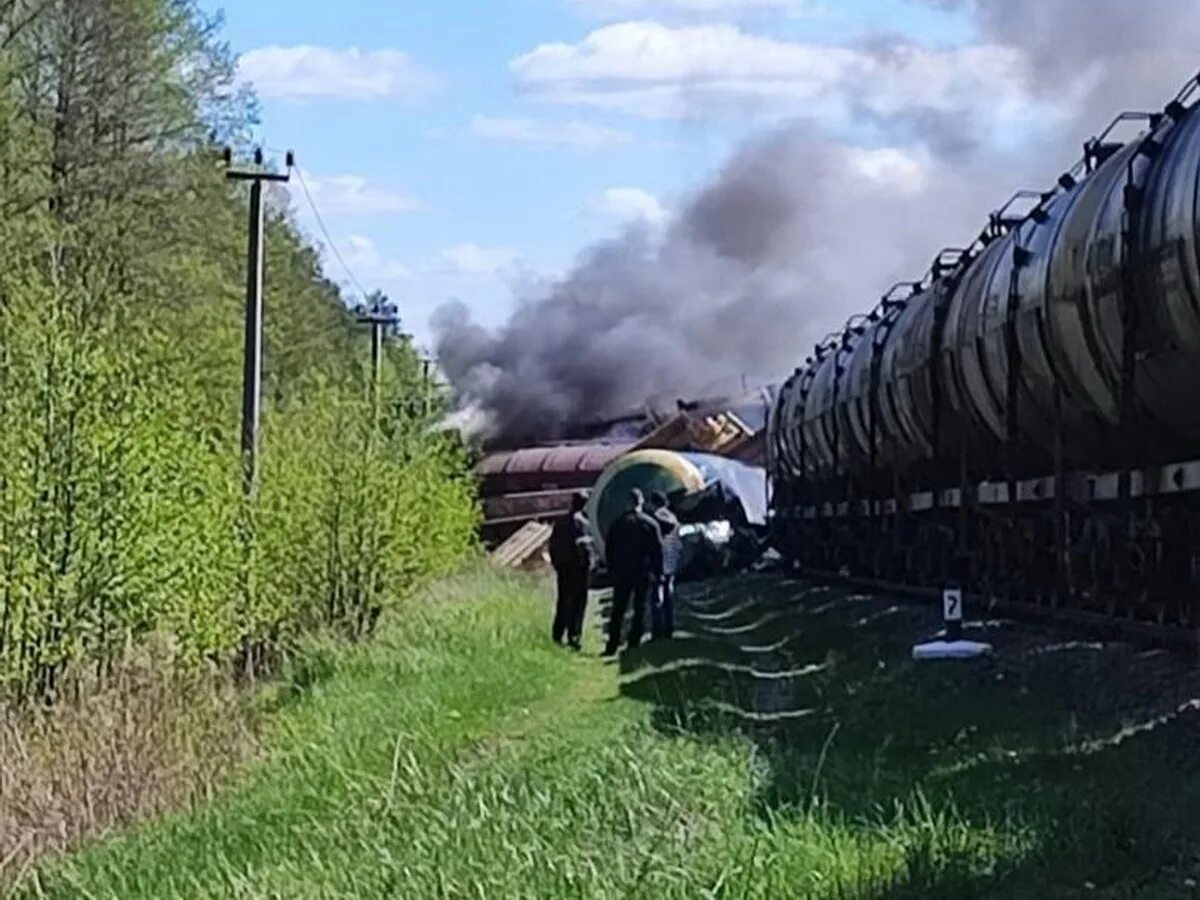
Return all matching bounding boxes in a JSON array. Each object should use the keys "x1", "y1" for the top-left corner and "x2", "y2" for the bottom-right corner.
[{"x1": 771, "y1": 455, "x2": 1200, "y2": 636}]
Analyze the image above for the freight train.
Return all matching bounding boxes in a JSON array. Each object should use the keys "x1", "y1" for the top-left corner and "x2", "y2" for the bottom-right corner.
[{"x1": 766, "y1": 72, "x2": 1200, "y2": 630}]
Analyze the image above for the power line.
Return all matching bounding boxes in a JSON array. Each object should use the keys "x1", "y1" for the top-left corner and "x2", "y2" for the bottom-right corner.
[
  {"x1": 292, "y1": 166, "x2": 370, "y2": 300},
  {"x1": 263, "y1": 321, "x2": 361, "y2": 360}
]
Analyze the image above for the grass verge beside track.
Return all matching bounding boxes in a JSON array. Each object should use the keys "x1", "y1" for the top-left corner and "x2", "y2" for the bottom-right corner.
[{"x1": 14, "y1": 568, "x2": 1200, "y2": 899}]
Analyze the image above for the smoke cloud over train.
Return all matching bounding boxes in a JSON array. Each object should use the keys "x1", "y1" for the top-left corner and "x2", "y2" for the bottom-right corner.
[
  {"x1": 433, "y1": 0, "x2": 1200, "y2": 449},
  {"x1": 434, "y1": 138, "x2": 987, "y2": 447}
]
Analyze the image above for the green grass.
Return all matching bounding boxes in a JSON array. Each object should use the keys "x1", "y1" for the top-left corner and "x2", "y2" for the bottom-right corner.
[{"x1": 13, "y1": 569, "x2": 1200, "y2": 898}]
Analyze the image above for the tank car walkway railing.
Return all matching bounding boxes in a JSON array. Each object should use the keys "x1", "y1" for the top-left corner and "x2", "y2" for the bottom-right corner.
[{"x1": 768, "y1": 69, "x2": 1200, "y2": 655}]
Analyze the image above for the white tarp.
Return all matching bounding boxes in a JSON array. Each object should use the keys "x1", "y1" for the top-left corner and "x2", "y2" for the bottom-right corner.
[
  {"x1": 912, "y1": 640, "x2": 993, "y2": 661},
  {"x1": 679, "y1": 520, "x2": 733, "y2": 545}
]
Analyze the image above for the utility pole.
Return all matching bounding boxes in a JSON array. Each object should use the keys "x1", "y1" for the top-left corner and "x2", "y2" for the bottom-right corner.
[
  {"x1": 355, "y1": 293, "x2": 400, "y2": 407},
  {"x1": 224, "y1": 146, "x2": 294, "y2": 497},
  {"x1": 421, "y1": 358, "x2": 432, "y2": 417}
]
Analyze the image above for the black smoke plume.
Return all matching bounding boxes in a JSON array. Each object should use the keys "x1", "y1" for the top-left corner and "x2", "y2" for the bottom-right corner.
[
  {"x1": 435, "y1": 0, "x2": 1200, "y2": 448},
  {"x1": 434, "y1": 136, "x2": 988, "y2": 447}
]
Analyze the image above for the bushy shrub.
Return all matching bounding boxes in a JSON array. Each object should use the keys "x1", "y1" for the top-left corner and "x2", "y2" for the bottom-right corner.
[{"x1": 0, "y1": 1, "x2": 480, "y2": 703}]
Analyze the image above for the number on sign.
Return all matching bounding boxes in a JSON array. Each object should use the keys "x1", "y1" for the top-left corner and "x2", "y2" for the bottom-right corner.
[{"x1": 943, "y1": 588, "x2": 963, "y2": 623}]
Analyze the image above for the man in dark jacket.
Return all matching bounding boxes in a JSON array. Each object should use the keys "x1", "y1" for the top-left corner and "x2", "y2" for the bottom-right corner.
[
  {"x1": 648, "y1": 491, "x2": 681, "y2": 640},
  {"x1": 603, "y1": 488, "x2": 663, "y2": 657},
  {"x1": 549, "y1": 491, "x2": 594, "y2": 651}
]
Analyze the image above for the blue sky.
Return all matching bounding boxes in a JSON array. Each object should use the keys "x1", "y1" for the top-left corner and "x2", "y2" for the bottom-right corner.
[{"x1": 201, "y1": 0, "x2": 981, "y2": 350}]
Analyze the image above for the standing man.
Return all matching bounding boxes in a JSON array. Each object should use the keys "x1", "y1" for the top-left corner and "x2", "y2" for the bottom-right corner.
[
  {"x1": 549, "y1": 491, "x2": 594, "y2": 651},
  {"x1": 649, "y1": 491, "x2": 681, "y2": 640},
  {"x1": 603, "y1": 488, "x2": 663, "y2": 657}
]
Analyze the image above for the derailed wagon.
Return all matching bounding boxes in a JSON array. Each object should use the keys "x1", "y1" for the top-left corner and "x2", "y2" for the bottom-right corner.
[{"x1": 585, "y1": 448, "x2": 769, "y2": 581}]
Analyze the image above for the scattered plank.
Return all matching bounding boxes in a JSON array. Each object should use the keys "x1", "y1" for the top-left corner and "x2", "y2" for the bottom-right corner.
[{"x1": 491, "y1": 521, "x2": 553, "y2": 568}]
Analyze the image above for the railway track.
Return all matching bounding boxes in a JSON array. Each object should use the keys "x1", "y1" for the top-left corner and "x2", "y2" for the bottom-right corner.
[{"x1": 797, "y1": 567, "x2": 1200, "y2": 656}]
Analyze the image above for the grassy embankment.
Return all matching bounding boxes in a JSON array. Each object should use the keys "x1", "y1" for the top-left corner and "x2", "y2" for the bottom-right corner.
[{"x1": 13, "y1": 568, "x2": 1200, "y2": 899}]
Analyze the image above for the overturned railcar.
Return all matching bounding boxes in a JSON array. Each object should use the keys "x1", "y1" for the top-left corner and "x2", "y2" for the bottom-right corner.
[
  {"x1": 476, "y1": 443, "x2": 632, "y2": 545},
  {"x1": 586, "y1": 448, "x2": 767, "y2": 565},
  {"x1": 767, "y1": 73, "x2": 1200, "y2": 627}
]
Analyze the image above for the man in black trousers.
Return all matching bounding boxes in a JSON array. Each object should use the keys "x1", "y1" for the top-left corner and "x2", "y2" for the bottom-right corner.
[
  {"x1": 549, "y1": 491, "x2": 594, "y2": 651},
  {"x1": 602, "y1": 488, "x2": 663, "y2": 657}
]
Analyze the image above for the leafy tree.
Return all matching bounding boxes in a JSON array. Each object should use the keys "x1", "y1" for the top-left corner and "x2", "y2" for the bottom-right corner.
[{"x1": 0, "y1": 0, "x2": 478, "y2": 702}]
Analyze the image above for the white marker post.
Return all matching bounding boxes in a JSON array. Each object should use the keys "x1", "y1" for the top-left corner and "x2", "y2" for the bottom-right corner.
[
  {"x1": 912, "y1": 582, "x2": 992, "y2": 661},
  {"x1": 943, "y1": 586, "x2": 963, "y2": 642}
]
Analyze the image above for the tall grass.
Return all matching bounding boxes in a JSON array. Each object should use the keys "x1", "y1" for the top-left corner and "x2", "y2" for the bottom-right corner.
[{"x1": 0, "y1": 638, "x2": 259, "y2": 881}]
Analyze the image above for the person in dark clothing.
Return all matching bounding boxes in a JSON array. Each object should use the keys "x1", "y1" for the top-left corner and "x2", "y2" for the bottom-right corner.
[
  {"x1": 603, "y1": 488, "x2": 663, "y2": 657},
  {"x1": 648, "y1": 491, "x2": 681, "y2": 640},
  {"x1": 548, "y1": 492, "x2": 594, "y2": 651}
]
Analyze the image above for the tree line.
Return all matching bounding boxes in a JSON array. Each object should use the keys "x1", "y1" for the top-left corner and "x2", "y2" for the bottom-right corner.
[{"x1": 0, "y1": 0, "x2": 479, "y2": 703}]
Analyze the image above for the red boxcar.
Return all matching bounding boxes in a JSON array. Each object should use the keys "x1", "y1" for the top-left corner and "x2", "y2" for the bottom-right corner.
[{"x1": 476, "y1": 442, "x2": 633, "y2": 544}]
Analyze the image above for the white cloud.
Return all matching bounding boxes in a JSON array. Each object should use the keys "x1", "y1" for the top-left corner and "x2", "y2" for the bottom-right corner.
[
  {"x1": 440, "y1": 243, "x2": 522, "y2": 278},
  {"x1": 294, "y1": 171, "x2": 424, "y2": 216},
  {"x1": 845, "y1": 147, "x2": 929, "y2": 194},
  {"x1": 571, "y1": 0, "x2": 808, "y2": 12},
  {"x1": 590, "y1": 187, "x2": 670, "y2": 226},
  {"x1": 510, "y1": 22, "x2": 1041, "y2": 123},
  {"x1": 340, "y1": 235, "x2": 413, "y2": 283},
  {"x1": 239, "y1": 46, "x2": 437, "y2": 101},
  {"x1": 470, "y1": 115, "x2": 633, "y2": 147}
]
